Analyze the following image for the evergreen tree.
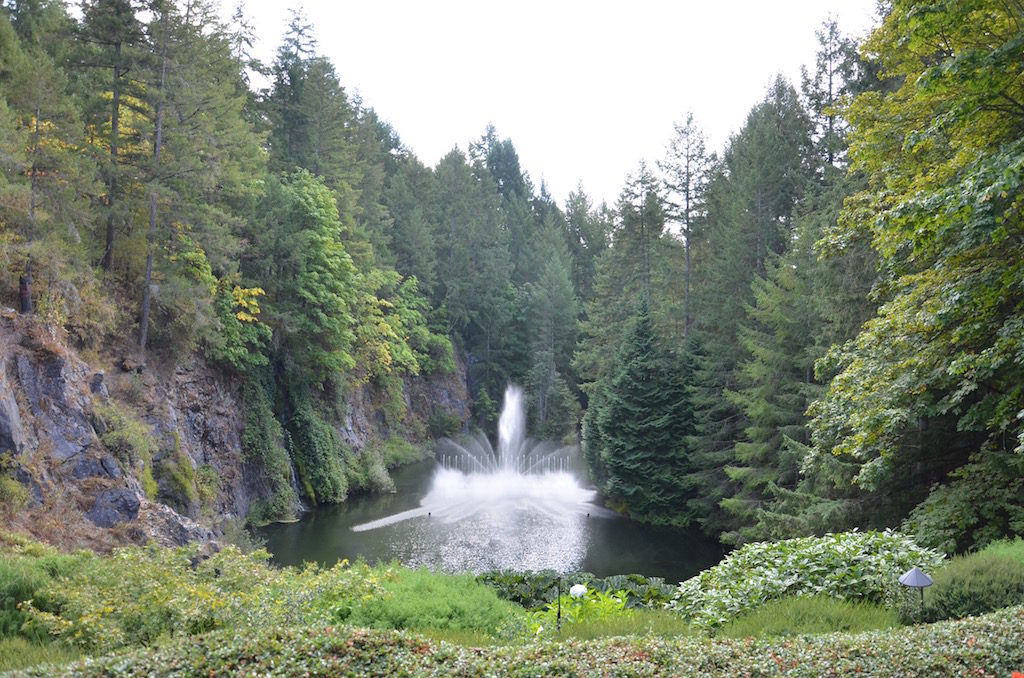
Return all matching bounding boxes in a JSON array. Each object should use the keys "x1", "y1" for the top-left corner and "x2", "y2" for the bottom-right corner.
[
  {"x1": 686, "y1": 76, "x2": 813, "y2": 537},
  {"x1": 585, "y1": 296, "x2": 696, "y2": 526},
  {"x1": 659, "y1": 112, "x2": 713, "y2": 334}
]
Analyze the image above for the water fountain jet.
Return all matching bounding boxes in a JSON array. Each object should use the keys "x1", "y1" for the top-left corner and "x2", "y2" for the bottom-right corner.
[{"x1": 351, "y1": 385, "x2": 612, "y2": 540}]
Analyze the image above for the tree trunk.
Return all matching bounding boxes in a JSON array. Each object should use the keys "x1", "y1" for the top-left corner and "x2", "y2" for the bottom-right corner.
[{"x1": 19, "y1": 258, "x2": 32, "y2": 314}]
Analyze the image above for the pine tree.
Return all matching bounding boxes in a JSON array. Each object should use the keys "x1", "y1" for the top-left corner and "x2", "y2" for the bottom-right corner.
[{"x1": 586, "y1": 296, "x2": 697, "y2": 526}]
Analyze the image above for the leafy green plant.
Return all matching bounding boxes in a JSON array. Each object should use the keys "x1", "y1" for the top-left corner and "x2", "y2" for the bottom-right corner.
[
  {"x1": 527, "y1": 589, "x2": 629, "y2": 635},
  {"x1": 908, "y1": 549, "x2": 1024, "y2": 624},
  {"x1": 92, "y1": 402, "x2": 158, "y2": 499},
  {"x1": 337, "y1": 568, "x2": 521, "y2": 636},
  {"x1": 380, "y1": 436, "x2": 424, "y2": 467},
  {"x1": 718, "y1": 594, "x2": 899, "y2": 638},
  {"x1": 0, "y1": 454, "x2": 28, "y2": 518},
  {"x1": 19, "y1": 607, "x2": 1024, "y2": 677},
  {"x1": 666, "y1": 530, "x2": 944, "y2": 628},
  {"x1": 19, "y1": 544, "x2": 382, "y2": 653},
  {"x1": 477, "y1": 570, "x2": 676, "y2": 610}
]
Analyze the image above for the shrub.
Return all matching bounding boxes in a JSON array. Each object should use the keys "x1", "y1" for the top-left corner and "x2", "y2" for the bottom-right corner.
[
  {"x1": 338, "y1": 568, "x2": 521, "y2": 635},
  {"x1": 19, "y1": 543, "x2": 382, "y2": 653},
  {"x1": 20, "y1": 607, "x2": 1024, "y2": 677},
  {"x1": 666, "y1": 530, "x2": 944, "y2": 628},
  {"x1": 287, "y1": 401, "x2": 347, "y2": 505},
  {"x1": 527, "y1": 589, "x2": 630, "y2": 636},
  {"x1": 92, "y1": 402, "x2": 158, "y2": 499},
  {"x1": 977, "y1": 537, "x2": 1024, "y2": 566},
  {"x1": 381, "y1": 436, "x2": 424, "y2": 467},
  {"x1": 0, "y1": 538, "x2": 91, "y2": 642},
  {"x1": 240, "y1": 377, "x2": 297, "y2": 522},
  {"x1": 718, "y1": 595, "x2": 899, "y2": 638},
  {"x1": 909, "y1": 550, "x2": 1024, "y2": 624},
  {"x1": 477, "y1": 570, "x2": 676, "y2": 610}
]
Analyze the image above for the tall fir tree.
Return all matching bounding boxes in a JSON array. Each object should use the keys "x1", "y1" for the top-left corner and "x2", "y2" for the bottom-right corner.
[{"x1": 585, "y1": 296, "x2": 696, "y2": 526}]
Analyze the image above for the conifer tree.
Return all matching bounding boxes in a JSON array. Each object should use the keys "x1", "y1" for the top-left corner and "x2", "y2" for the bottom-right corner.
[{"x1": 585, "y1": 296, "x2": 696, "y2": 526}]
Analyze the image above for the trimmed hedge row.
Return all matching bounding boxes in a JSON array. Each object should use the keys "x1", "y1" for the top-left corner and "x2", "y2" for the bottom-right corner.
[{"x1": 22, "y1": 606, "x2": 1024, "y2": 677}]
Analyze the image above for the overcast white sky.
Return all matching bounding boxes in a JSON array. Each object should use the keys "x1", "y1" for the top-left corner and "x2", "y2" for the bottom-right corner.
[{"x1": 230, "y1": 1, "x2": 880, "y2": 207}]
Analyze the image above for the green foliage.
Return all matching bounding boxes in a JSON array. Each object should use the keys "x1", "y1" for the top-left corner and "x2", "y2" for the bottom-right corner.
[
  {"x1": 92, "y1": 402, "x2": 158, "y2": 500},
  {"x1": 527, "y1": 589, "x2": 628, "y2": 635},
  {"x1": 19, "y1": 544, "x2": 382, "y2": 653},
  {"x1": 809, "y1": 0, "x2": 1024, "y2": 551},
  {"x1": 426, "y1": 410, "x2": 462, "y2": 438},
  {"x1": 207, "y1": 276, "x2": 271, "y2": 373},
  {"x1": 908, "y1": 550, "x2": 1024, "y2": 624},
  {"x1": 380, "y1": 436, "x2": 424, "y2": 468},
  {"x1": 666, "y1": 530, "x2": 944, "y2": 628},
  {"x1": 240, "y1": 377, "x2": 298, "y2": 523},
  {"x1": 19, "y1": 608, "x2": 1024, "y2": 677},
  {"x1": 0, "y1": 636, "x2": 81, "y2": 673},
  {"x1": 977, "y1": 537, "x2": 1024, "y2": 566},
  {"x1": 902, "y1": 449, "x2": 1024, "y2": 554},
  {"x1": 718, "y1": 595, "x2": 899, "y2": 639},
  {"x1": 476, "y1": 570, "x2": 676, "y2": 610},
  {"x1": 0, "y1": 535, "x2": 91, "y2": 642},
  {"x1": 336, "y1": 568, "x2": 520, "y2": 636},
  {"x1": 195, "y1": 464, "x2": 219, "y2": 514},
  {"x1": 287, "y1": 398, "x2": 347, "y2": 505},
  {"x1": 585, "y1": 297, "x2": 697, "y2": 526},
  {"x1": 0, "y1": 454, "x2": 28, "y2": 518}
]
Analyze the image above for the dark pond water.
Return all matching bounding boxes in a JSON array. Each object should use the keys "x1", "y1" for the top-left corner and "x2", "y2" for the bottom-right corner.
[{"x1": 257, "y1": 458, "x2": 725, "y2": 583}]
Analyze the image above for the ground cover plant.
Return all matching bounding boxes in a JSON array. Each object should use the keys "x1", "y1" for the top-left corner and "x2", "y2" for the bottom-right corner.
[
  {"x1": 478, "y1": 570, "x2": 676, "y2": 609},
  {"x1": 910, "y1": 539, "x2": 1024, "y2": 624},
  {"x1": 15, "y1": 607, "x2": 1024, "y2": 677},
  {"x1": 667, "y1": 530, "x2": 945, "y2": 628},
  {"x1": 717, "y1": 595, "x2": 899, "y2": 638},
  {"x1": 14, "y1": 543, "x2": 383, "y2": 654},
  {"x1": 336, "y1": 567, "x2": 521, "y2": 635}
]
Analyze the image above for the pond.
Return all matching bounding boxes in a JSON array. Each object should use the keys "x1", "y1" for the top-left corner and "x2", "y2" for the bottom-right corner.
[{"x1": 256, "y1": 457, "x2": 725, "y2": 583}]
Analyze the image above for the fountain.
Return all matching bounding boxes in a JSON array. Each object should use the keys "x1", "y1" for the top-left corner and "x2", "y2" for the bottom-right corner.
[
  {"x1": 350, "y1": 385, "x2": 612, "y2": 571},
  {"x1": 258, "y1": 384, "x2": 726, "y2": 578}
]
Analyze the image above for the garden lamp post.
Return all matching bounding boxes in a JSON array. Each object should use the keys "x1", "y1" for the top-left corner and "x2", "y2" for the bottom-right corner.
[{"x1": 899, "y1": 566, "x2": 933, "y2": 623}]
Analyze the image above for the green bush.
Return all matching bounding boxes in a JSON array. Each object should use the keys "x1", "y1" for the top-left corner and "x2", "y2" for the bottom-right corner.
[
  {"x1": 977, "y1": 537, "x2": 1024, "y2": 566},
  {"x1": 910, "y1": 550, "x2": 1024, "y2": 623},
  {"x1": 19, "y1": 544, "x2": 382, "y2": 653},
  {"x1": 718, "y1": 595, "x2": 899, "y2": 638},
  {"x1": 21, "y1": 607, "x2": 1024, "y2": 677},
  {"x1": 92, "y1": 402, "x2": 158, "y2": 499},
  {"x1": 240, "y1": 377, "x2": 297, "y2": 523},
  {"x1": 338, "y1": 568, "x2": 521, "y2": 635},
  {"x1": 287, "y1": 401, "x2": 347, "y2": 505},
  {"x1": 477, "y1": 570, "x2": 676, "y2": 610},
  {"x1": 0, "y1": 538, "x2": 90, "y2": 642},
  {"x1": 667, "y1": 530, "x2": 945, "y2": 628},
  {"x1": 381, "y1": 436, "x2": 424, "y2": 467}
]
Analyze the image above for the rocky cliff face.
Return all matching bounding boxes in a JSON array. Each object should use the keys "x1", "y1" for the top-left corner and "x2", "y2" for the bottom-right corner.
[{"x1": 0, "y1": 311, "x2": 469, "y2": 551}]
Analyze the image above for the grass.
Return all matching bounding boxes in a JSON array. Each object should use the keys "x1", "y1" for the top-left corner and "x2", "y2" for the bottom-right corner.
[
  {"x1": 977, "y1": 537, "x2": 1024, "y2": 565},
  {"x1": 552, "y1": 607, "x2": 696, "y2": 641},
  {"x1": 0, "y1": 637, "x2": 81, "y2": 673},
  {"x1": 717, "y1": 594, "x2": 899, "y2": 639},
  {"x1": 340, "y1": 567, "x2": 522, "y2": 635}
]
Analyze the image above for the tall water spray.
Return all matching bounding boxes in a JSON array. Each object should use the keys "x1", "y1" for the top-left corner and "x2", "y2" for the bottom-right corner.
[{"x1": 351, "y1": 385, "x2": 606, "y2": 538}]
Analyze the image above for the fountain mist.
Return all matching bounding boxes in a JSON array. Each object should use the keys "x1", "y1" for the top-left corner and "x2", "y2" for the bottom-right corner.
[{"x1": 351, "y1": 386, "x2": 609, "y2": 548}]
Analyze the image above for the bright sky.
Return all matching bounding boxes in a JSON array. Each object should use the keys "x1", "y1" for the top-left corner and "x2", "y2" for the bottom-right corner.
[{"x1": 230, "y1": 1, "x2": 880, "y2": 207}]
